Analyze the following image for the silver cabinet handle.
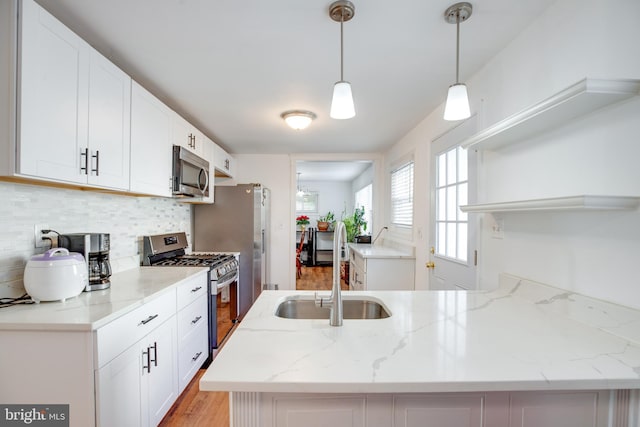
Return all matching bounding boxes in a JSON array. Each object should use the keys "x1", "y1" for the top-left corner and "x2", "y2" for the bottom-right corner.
[
  {"x1": 91, "y1": 150, "x2": 99, "y2": 176},
  {"x1": 138, "y1": 314, "x2": 158, "y2": 326},
  {"x1": 191, "y1": 286, "x2": 202, "y2": 293},
  {"x1": 80, "y1": 148, "x2": 89, "y2": 174},
  {"x1": 142, "y1": 348, "x2": 151, "y2": 374},
  {"x1": 149, "y1": 342, "x2": 158, "y2": 367},
  {"x1": 191, "y1": 315, "x2": 202, "y2": 325},
  {"x1": 192, "y1": 351, "x2": 203, "y2": 362}
]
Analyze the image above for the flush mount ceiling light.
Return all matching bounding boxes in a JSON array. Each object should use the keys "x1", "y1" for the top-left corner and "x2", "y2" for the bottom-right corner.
[
  {"x1": 443, "y1": 2, "x2": 472, "y2": 121},
  {"x1": 281, "y1": 110, "x2": 317, "y2": 130},
  {"x1": 329, "y1": 0, "x2": 356, "y2": 120}
]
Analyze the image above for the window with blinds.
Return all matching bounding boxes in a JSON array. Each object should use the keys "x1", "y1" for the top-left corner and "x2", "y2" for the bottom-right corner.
[
  {"x1": 390, "y1": 161, "x2": 414, "y2": 226},
  {"x1": 355, "y1": 183, "x2": 373, "y2": 233}
]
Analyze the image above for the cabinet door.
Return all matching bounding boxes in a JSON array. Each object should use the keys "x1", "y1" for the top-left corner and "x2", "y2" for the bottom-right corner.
[
  {"x1": 96, "y1": 342, "x2": 144, "y2": 427},
  {"x1": 19, "y1": 0, "x2": 89, "y2": 183},
  {"x1": 393, "y1": 394, "x2": 485, "y2": 427},
  {"x1": 190, "y1": 127, "x2": 206, "y2": 157},
  {"x1": 509, "y1": 391, "x2": 610, "y2": 427},
  {"x1": 213, "y1": 143, "x2": 234, "y2": 179},
  {"x1": 349, "y1": 261, "x2": 365, "y2": 291},
  {"x1": 366, "y1": 259, "x2": 415, "y2": 291},
  {"x1": 267, "y1": 394, "x2": 366, "y2": 427},
  {"x1": 171, "y1": 112, "x2": 194, "y2": 153},
  {"x1": 87, "y1": 49, "x2": 131, "y2": 190},
  {"x1": 130, "y1": 81, "x2": 173, "y2": 197},
  {"x1": 146, "y1": 317, "x2": 178, "y2": 427}
]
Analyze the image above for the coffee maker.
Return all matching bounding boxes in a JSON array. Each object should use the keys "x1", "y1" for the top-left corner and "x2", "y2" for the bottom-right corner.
[{"x1": 58, "y1": 233, "x2": 111, "y2": 291}]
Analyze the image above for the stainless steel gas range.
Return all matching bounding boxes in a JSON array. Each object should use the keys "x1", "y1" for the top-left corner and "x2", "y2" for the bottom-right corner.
[{"x1": 142, "y1": 232, "x2": 239, "y2": 359}]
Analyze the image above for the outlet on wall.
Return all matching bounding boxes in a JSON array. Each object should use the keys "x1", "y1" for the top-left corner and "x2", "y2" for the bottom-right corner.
[
  {"x1": 33, "y1": 224, "x2": 49, "y2": 248},
  {"x1": 492, "y1": 219, "x2": 504, "y2": 239}
]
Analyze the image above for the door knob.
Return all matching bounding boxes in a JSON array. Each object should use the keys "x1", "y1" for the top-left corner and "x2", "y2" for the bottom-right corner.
[{"x1": 426, "y1": 261, "x2": 435, "y2": 269}]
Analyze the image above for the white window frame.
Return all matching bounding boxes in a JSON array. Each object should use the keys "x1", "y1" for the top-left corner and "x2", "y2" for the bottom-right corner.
[{"x1": 296, "y1": 192, "x2": 318, "y2": 213}]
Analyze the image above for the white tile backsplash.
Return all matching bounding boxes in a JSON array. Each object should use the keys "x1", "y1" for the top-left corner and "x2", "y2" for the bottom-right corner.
[{"x1": 0, "y1": 181, "x2": 191, "y2": 296}]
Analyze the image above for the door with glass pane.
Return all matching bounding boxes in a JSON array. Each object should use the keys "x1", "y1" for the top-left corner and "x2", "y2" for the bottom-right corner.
[{"x1": 428, "y1": 118, "x2": 477, "y2": 290}]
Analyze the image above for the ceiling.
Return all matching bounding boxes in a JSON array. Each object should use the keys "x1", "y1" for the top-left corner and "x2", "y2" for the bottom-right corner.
[
  {"x1": 36, "y1": 0, "x2": 555, "y2": 155},
  {"x1": 296, "y1": 161, "x2": 372, "y2": 182}
]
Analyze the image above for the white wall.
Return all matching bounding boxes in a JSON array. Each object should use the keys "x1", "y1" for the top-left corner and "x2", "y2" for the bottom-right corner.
[
  {"x1": 383, "y1": 0, "x2": 640, "y2": 305},
  {"x1": 0, "y1": 181, "x2": 191, "y2": 297},
  {"x1": 296, "y1": 180, "x2": 351, "y2": 225}
]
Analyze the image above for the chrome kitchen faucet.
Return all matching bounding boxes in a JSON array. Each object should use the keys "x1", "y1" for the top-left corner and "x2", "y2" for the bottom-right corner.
[{"x1": 315, "y1": 221, "x2": 349, "y2": 326}]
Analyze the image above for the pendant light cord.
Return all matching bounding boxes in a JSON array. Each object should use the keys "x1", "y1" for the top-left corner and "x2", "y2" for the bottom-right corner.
[
  {"x1": 340, "y1": 10, "x2": 345, "y2": 81},
  {"x1": 455, "y1": 10, "x2": 460, "y2": 84}
]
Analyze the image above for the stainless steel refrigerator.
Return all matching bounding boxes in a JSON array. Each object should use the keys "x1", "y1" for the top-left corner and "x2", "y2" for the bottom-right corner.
[{"x1": 192, "y1": 184, "x2": 269, "y2": 321}]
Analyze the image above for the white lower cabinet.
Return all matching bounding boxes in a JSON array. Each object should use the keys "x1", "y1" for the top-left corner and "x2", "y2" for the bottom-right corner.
[
  {"x1": 176, "y1": 289, "x2": 209, "y2": 392},
  {"x1": 349, "y1": 250, "x2": 415, "y2": 290},
  {"x1": 237, "y1": 390, "x2": 621, "y2": 427},
  {"x1": 96, "y1": 315, "x2": 177, "y2": 427}
]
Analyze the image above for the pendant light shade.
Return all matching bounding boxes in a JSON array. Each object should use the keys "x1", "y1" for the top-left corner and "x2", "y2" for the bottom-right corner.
[
  {"x1": 329, "y1": 1, "x2": 356, "y2": 120},
  {"x1": 330, "y1": 81, "x2": 355, "y2": 119},
  {"x1": 444, "y1": 83, "x2": 470, "y2": 121},
  {"x1": 443, "y1": 2, "x2": 472, "y2": 121}
]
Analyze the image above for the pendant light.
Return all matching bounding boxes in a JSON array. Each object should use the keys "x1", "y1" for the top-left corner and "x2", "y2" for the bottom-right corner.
[
  {"x1": 296, "y1": 173, "x2": 305, "y2": 196},
  {"x1": 329, "y1": 1, "x2": 356, "y2": 120},
  {"x1": 443, "y1": 2, "x2": 472, "y2": 121}
]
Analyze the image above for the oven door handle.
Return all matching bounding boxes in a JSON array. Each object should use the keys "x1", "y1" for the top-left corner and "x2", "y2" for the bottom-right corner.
[{"x1": 215, "y1": 273, "x2": 238, "y2": 290}]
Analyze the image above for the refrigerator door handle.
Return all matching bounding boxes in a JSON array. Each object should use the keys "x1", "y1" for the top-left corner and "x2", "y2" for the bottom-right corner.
[{"x1": 261, "y1": 229, "x2": 265, "y2": 254}]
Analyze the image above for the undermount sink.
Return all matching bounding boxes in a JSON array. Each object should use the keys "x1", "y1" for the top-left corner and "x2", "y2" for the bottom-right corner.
[{"x1": 275, "y1": 297, "x2": 391, "y2": 320}]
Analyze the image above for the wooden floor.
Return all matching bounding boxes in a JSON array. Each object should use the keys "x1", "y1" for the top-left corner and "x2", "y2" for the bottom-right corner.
[
  {"x1": 296, "y1": 263, "x2": 349, "y2": 290},
  {"x1": 159, "y1": 266, "x2": 341, "y2": 426}
]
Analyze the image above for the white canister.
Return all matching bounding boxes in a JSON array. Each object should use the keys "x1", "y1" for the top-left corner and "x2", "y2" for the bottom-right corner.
[{"x1": 23, "y1": 248, "x2": 88, "y2": 303}]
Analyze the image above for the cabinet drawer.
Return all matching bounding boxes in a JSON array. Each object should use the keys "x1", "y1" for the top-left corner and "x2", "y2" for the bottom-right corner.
[
  {"x1": 95, "y1": 290, "x2": 176, "y2": 368},
  {"x1": 177, "y1": 295, "x2": 208, "y2": 343},
  {"x1": 176, "y1": 270, "x2": 208, "y2": 310},
  {"x1": 177, "y1": 321, "x2": 208, "y2": 392}
]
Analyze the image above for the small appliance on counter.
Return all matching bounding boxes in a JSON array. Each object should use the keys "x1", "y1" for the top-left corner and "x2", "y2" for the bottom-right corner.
[
  {"x1": 58, "y1": 233, "x2": 111, "y2": 291},
  {"x1": 23, "y1": 248, "x2": 88, "y2": 302}
]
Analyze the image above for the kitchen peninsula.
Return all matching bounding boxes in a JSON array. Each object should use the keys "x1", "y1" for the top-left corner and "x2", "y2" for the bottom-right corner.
[{"x1": 200, "y1": 274, "x2": 640, "y2": 427}]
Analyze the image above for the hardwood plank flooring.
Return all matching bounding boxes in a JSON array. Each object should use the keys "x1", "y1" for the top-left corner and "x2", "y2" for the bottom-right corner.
[
  {"x1": 160, "y1": 265, "x2": 345, "y2": 426},
  {"x1": 296, "y1": 264, "x2": 349, "y2": 291}
]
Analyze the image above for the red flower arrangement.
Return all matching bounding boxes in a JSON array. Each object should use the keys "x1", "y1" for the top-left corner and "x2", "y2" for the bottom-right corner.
[{"x1": 296, "y1": 215, "x2": 310, "y2": 226}]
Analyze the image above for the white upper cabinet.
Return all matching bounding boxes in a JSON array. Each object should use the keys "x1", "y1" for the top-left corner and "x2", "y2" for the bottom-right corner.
[
  {"x1": 18, "y1": 0, "x2": 131, "y2": 190},
  {"x1": 86, "y1": 49, "x2": 131, "y2": 190},
  {"x1": 213, "y1": 142, "x2": 235, "y2": 180},
  {"x1": 19, "y1": 0, "x2": 89, "y2": 183},
  {"x1": 171, "y1": 112, "x2": 206, "y2": 158},
  {"x1": 130, "y1": 81, "x2": 173, "y2": 197}
]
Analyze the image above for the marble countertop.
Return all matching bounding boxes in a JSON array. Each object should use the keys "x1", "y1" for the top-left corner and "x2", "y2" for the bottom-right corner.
[
  {"x1": 200, "y1": 274, "x2": 640, "y2": 394},
  {"x1": 348, "y1": 243, "x2": 415, "y2": 259},
  {"x1": 0, "y1": 267, "x2": 208, "y2": 331}
]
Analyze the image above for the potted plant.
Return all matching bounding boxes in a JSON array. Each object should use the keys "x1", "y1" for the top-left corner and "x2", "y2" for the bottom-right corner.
[
  {"x1": 341, "y1": 207, "x2": 367, "y2": 242},
  {"x1": 316, "y1": 211, "x2": 335, "y2": 232},
  {"x1": 296, "y1": 215, "x2": 310, "y2": 231}
]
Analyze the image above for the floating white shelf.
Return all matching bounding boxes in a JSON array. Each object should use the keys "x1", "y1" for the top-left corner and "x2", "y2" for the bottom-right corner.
[
  {"x1": 460, "y1": 78, "x2": 640, "y2": 150},
  {"x1": 460, "y1": 195, "x2": 640, "y2": 213}
]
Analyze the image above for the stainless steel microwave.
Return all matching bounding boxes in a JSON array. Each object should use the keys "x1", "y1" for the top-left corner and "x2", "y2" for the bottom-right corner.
[{"x1": 172, "y1": 145, "x2": 210, "y2": 198}]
